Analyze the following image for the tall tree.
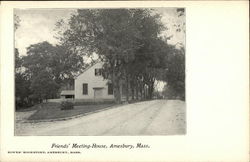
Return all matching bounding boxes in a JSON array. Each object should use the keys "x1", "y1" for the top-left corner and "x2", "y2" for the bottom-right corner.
[
  {"x1": 22, "y1": 41, "x2": 86, "y2": 102},
  {"x1": 164, "y1": 46, "x2": 185, "y2": 100},
  {"x1": 23, "y1": 41, "x2": 85, "y2": 86},
  {"x1": 55, "y1": 9, "x2": 166, "y2": 103}
]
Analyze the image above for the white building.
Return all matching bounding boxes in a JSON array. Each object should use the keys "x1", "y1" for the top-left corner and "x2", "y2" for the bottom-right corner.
[
  {"x1": 73, "y1": 62, "x2": 114, "y2": 102},
  {"x1": 60, "y1": 61, "x2": 148, "y2": 102}
]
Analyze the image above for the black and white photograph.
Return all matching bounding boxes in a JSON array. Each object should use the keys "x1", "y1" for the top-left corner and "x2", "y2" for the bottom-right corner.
[
  {"x1": 14, "y1": 8, "x2": 186, "y2": 136},
  {"x1": 1, "y1": 1, "x2": 249, "y2": 162}
]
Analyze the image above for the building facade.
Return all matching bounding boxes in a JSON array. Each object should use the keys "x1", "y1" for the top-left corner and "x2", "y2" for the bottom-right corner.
[{"x1": 74, "y1": 62, "x2": 114, "y2": 102}]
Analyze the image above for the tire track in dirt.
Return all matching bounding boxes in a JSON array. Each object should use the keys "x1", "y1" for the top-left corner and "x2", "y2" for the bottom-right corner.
[
  {"x1": 138, "y1": 100, "x2": 167, "y2": 134},
  {"x1": 98, "y1": 100, "x2": 164, "y2": 135}
]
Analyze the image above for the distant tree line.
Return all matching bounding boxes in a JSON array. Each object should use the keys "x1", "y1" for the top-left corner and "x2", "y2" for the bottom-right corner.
[{"x1": 15, "y1": 8, "x2": 185, "y2": 109}]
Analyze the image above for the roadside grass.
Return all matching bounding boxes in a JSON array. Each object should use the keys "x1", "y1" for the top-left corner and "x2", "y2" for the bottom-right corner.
[
  {"x1": 16, "y1": 103, "x2": 45, "y2": 112},
  {"x1": 28, "y1": 102, "x2": 115, "y2": 120},
  {"x1": 22, "y1": 99, "x2": 164, "y2": 121}
]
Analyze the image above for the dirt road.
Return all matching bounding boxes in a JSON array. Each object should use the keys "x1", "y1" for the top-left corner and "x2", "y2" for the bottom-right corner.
[{"x1": 15, "y1": 100, "x2": 186, "y2": 136}]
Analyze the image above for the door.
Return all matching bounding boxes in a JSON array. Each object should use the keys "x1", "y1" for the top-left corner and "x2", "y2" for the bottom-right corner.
[{"x1": 94, "y1": 88, "x2": 103, "y2": 102}]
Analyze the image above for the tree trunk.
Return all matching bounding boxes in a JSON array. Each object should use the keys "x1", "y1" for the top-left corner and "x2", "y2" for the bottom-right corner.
[
  {"x1": 112, "y1": 72, "x2": 121, "y2": 104},
  {"x1": 119, "y1": 80, "x2": 123, "y2": 103},
  {"x1": 125, "y1": 74, "x2": 129, "y2": 102},
  {"x1": 140, "y1": 84, "x2": 143, "y2": 100},
  {"x1": 135, "y1": 83, "x2": 138, "y2": 100},
  {"x1": 143, "y1": 85, "x2": 147, "y2": 100},
  {"x1": 148, "y1": 81, "x2": 154, "y2": 99},
  {"x1": 131, "y1": 82, "x2": 134, "y2": 100},
  {"x1": 114, "y1": 85, "x2": 121, "y2": 104}
]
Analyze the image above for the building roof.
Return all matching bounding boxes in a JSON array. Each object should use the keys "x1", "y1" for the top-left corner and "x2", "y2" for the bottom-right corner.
[
  {"x1": 60, "y1": 90, "x2": 75, "y2": 96},
  {"x1": 74, "y1": 60, "x2": 101, "y2": 79}
]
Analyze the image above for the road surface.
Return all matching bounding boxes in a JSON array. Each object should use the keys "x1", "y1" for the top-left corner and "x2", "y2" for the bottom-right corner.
[{"x1": 15, "y1": 100, "x2": 186, "y2": 136}]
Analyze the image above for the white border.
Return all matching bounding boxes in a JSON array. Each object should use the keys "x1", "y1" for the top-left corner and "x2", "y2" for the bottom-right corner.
[{"x1": 1, "y1": 1, "x2": 249, "y2": 162}]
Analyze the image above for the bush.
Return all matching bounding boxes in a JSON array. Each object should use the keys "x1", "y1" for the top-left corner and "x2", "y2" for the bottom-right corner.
[
  {"x1": 60, "y1": 101, "x2": 74, "y2": 110},
  {"x1": 15, "y1": 100, "x2": 34, "y2": 110}
]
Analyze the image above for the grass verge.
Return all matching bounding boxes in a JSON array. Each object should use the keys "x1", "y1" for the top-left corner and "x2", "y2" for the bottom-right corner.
[{"x1": 28, "y1": 102, "x2": 115, "y2": 120}]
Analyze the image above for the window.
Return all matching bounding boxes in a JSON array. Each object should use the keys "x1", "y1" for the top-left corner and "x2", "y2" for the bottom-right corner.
[
  {"x1": 95, "y1": 68, "x2": 102, "y2": 76},
  {"x1": 108, "y1": 83, "x2": 113, "y2": 95},
  {"x1": 82, "y1": 83, "x2": 88, "y2": 95}
]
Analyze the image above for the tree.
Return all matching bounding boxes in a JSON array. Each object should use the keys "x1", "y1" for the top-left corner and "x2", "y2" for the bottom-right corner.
[
  {"x1": 21, "y1": 41, "x2": 85, "y2": 103},
  {"x1": 164, "y1": 46, "x2": 185, "y2": 100},
  {"x1": 55, "y1": 9, "x2": 167, "y2": 103},
  {"x1": 15, "y1": 73, "x2": 31, "y2": 108},
  {"x1": 23, "y1": 41, "x2": 85, "y2": 86},
  {"x1": 30, "y1": 70, "x2": 60, "y2": 102},
  {"x1": 15, "y1": 48, "x2": 32, "y2": 109}
]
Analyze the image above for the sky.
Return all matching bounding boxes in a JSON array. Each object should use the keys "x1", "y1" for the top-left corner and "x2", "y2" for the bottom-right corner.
[
  {"x1": 15, "y1": 9, "x2": 75, "y2": 56},
  {"x1": 15, "y1": 8, "x2": 185, "y2": 56}
]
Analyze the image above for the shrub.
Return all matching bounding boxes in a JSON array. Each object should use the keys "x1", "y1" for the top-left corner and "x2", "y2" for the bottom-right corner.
[{"x1": 60, "y1": 101, "x2": 74, "y2": 110}]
